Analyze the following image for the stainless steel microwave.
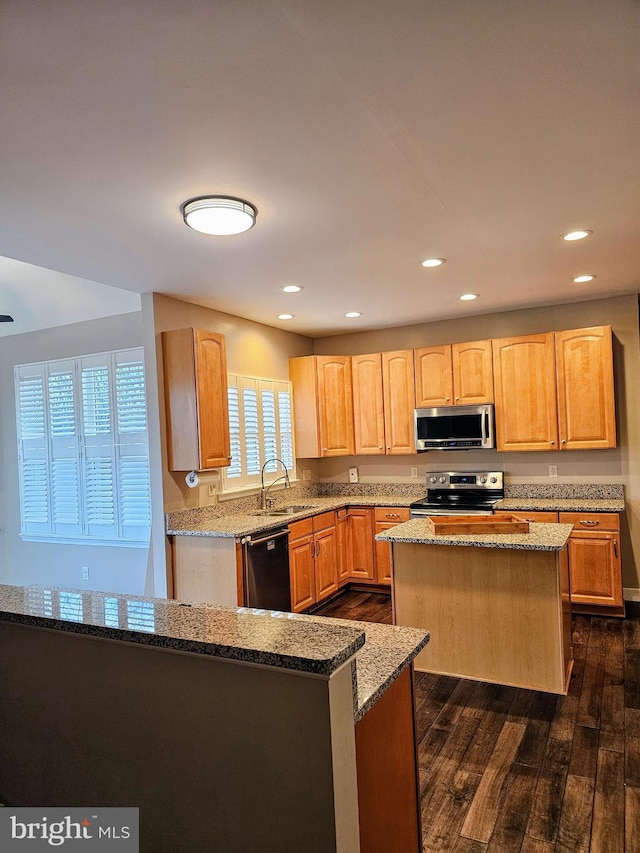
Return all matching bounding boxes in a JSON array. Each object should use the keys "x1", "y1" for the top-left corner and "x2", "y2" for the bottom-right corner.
[{"x1": 414, "y1": 404, "x2": 496, "y2": 451}]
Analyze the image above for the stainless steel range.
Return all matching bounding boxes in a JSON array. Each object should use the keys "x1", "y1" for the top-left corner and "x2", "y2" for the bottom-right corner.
[{"x1": 409, "y1": 471, "x2": 504, "y2": 518}]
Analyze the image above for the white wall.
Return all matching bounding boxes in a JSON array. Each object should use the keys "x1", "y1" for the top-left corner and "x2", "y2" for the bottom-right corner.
[{"x1": 0, "y1": 312, "x2": 152, "y2": 595}]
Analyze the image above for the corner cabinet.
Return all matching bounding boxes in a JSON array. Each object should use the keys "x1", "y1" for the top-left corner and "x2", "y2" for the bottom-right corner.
[
  {"x1": 415, "y1": 340, "x2": 493, "y2": 407},
  {"x1": 289, "y1": 356, "x2": 354, "y2": 457},
  {"x1": 162, "y1": 328, "x2": 231, "y2": 471}
]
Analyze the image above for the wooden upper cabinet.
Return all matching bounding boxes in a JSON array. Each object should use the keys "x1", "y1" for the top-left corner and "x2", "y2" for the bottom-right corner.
[
  {"x1": 555, "y1": 326, "x2": 616, "y2": 450},
  {"x1": 352, "y1": 353, "x2": 386, "y2": 455},
  {"x1": 289, "y1": 356, "x2": 355, "y2": 458},
  {"x1": 162, "y1": 328, "x2": 231, "y2": 471},
  {"x1": 492, "y1": 333, "x2": 558, "y2": 452},
  {"x1": 451, "y1": 340, "x2": 494, "y2": 404},
  {"x1": 381, "y1": 350, "x2": 415, "y2": 454},
  {"x1": 414, "y1": 346, "x2": 453, "y2": 407}
]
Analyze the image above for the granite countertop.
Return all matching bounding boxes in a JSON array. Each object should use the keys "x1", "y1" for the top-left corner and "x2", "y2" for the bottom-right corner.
[
  {"x1": 496, "y1": 497, "x2": 625, "y2": 513},
  {"x1": 376, "y1": 519, "x2": 574, "y2": 551},
  {"x1": 0, "y1": 584, "x2": 428, "y2": 722},
  {"x1": 166, "y1": 495, "x2": 413, "y2": 538}
]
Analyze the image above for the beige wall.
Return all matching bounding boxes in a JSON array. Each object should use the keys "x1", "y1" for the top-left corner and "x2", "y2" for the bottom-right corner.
[{"x1": 313, "y1": 294, "x2": 640, "y2": 592}]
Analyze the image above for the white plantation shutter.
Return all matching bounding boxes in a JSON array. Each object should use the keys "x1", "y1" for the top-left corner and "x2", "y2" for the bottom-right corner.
[
  {"x1": 15, "y1": 347, "x2": 150, "y2": 546},
  {"x1": 221, "y1": 374, "x2": 296, "y2": 492}
]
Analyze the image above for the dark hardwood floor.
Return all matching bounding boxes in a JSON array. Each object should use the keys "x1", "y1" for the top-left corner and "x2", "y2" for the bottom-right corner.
[{"x1": 314, "y1": 591, "x2": 640, "y2": 852}]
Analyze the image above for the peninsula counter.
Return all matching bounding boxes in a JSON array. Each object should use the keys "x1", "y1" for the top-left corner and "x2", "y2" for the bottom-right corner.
[{"x1": 377, "y1": 520, "x2": 574, "y2": 694}]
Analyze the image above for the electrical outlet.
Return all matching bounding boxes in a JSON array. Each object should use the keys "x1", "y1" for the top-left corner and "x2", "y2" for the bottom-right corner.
[
  {"x1": 303, "y1": 469, "x2": 312, "y2": 482},
  {"x1": 348, "y1": 467, "x2": 359, "y2": 483},
  {"x1": 208, "y1": 483, "x2": 217, "y2": 497},
  {"x1": 82, "y1": 566, "x2": 89, "y2": 581},
  {"x1": 549, "y1": 465, "x2": 558, "y2": 478},
  {"x1": 411, "y1": 467, "x2": 418, "y2": 478}
]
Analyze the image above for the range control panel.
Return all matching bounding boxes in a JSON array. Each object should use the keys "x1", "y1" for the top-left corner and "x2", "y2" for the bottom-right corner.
[{"x1": 426, "y1": 471, "x2": 504, "y2": 490}]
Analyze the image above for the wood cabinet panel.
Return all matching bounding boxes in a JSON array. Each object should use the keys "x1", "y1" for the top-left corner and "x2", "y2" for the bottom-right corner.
[
  {"x1": 289, "y1": 534, "x2": 315, "y2": 612},
  {"x1": 559, "y1": 511, "x2": 622, "y2": 612},
  {"x1": 348, "y1": 508, "x2": 375, "y2": 580},
  {"x1": 492, "y1": 333, "x2": 558, "y2": 451},
  {"x1": 336, "y1": 509, "x2": 350, "y2": 584},
  {"x1": 162, "y1": 328, "x2": 231, "y2": 471},
  {"x1": 374, "y1": 508, "x2": 411, "y2": 585},
  {"x1": 289, "y1": 356, "x2": 354, "y2": 458},
  {"x1": 556, "y1": 326, "x2": 616, "y2": 449},
  {"x1": 381, "y1": 350, "x2": 415, "y2": 453},
  {"x1": 452, "y1": 339, "x2": 494, "y2": 404},
  {"x1": 352, "y1": 353, "x2": 385, "y2": 455},
  {"x1": 314, "y1": 526, "x2": 338, "y2": 601},
  {"x1": 414, "y1": 346, "x2": 453, "y2": 407}
]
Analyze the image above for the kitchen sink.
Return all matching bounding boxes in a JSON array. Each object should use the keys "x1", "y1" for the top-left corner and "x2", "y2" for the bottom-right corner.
[{"x1": 251, "y1": 504, "x2": 315, "y2": 517}]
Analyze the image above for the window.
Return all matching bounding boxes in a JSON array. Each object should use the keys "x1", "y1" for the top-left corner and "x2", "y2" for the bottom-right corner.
[
  {"x1": 15, "y1": 347, "x2": 151, "y2": 546},
  {"x1": 222, "y1": 374, "x2": 295, "y2": 492}
]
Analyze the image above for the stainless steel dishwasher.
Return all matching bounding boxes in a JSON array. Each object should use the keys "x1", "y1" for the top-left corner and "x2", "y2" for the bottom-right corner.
[{"x1": 242, "y1": 527, "x2": 291, "y2": 611}]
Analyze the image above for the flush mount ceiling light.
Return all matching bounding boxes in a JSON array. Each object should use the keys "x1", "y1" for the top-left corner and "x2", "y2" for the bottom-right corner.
[
  {"x1": 562, "y1": 229, "x2": 592, "y2": 241},
  {"x1": 181, "y1": 196, "x2": 257, "y2": 236},
  {"x1": 459, "y1": 293, "x2": 478, "y2": 301},
  {"x1": 421, "y1": 258, "x2": 446, "y2": 268},
  {"x1": 573, "y1": 274, "x2": 596, "y2": 283},
  {"x1": 280, "y1": 284, "x2": 303, "y2": 293},
  {"x1": 345, "y1": 311, "x2": 362, "y2": 318},
  {"x1": 277, "y1": 313, "x2": 294, "y2": 320}
]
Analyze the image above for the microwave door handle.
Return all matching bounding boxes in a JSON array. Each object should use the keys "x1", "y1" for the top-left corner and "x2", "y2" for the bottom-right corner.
[{"x1": 482, "y1": 411, "x2": 488, "y2": 443}]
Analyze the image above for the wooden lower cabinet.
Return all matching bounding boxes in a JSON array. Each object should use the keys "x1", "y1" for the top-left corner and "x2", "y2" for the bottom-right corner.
[
  {"x1": 336, "y1": 508, "x2": 350, "y2": 584},
  {"x1": 355, "y1": 666, "x2": 421, "y2": 853},
  {"x1": 559, "y1": 512, "x2": 623, "y2": 614},
  {"x1": 374, "y1": 507, "x2": 411, "y2": 585},
  {"x1": 347, "y1": 508, "x2": 375, "y2": 581},
  {"x1": 289, "y1": 513, "x2": 338, "y2": 612}
]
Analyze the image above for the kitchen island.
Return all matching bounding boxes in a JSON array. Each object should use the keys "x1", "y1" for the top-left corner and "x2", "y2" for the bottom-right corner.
[
  {"x1": 377, "y1": 520, "x2": 574, "y2": 694},
  {"x1": 0, "y1": 583, "x2": 428, "y2": 853}
]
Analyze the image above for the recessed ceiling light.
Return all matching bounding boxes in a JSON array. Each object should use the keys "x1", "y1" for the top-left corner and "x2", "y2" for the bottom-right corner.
[
  {"x1": 573, "y1": 274, "x2": 596, "y2": 283},
  {"x1": 459, "y1": 293, "x2": 478, "y2": 301},
  {"x1": 277, "y1": 313, "x2": 294, "y2": 320},
  {"x1": 280, "y1": 284, "x2": 303, "y2": 293},
  {"x1": 421, "y1": 258, "x2": 446, "y2": 268},
  {"x1": 181, "y1": 196, "x2": 257, "y2": 235},
  {"x1": 562, "y1": 230, "x2": 592, "y2": 242},
  {"x1": 345, "y1": 312, "x2": 362, "y2": 318}
]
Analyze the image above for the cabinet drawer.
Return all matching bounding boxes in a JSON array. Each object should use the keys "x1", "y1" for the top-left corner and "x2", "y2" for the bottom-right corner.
[
  {"x1": 559, "y1": 512, "x2": 619, "y2": 532},
  {"x1": 513, "y1": 511, "x2": 558, "y2": 523},
  {"x1": 374, "y1": 507, "x2": 411, "y2": 523},
  {"x1": 313, "y1": 511, "x2": 336, "y2": 532},
  {"x1": 289, "y1": 517, "x2": 313, "y2": 539}
]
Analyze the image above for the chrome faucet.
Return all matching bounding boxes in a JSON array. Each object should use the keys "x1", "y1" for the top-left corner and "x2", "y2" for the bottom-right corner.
[{"x1": 260, "y1": 458, "x2": 290, "y2": 510}]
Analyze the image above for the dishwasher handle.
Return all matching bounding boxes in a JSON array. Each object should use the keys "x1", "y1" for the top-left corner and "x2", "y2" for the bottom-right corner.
[{"x1": 246, "y1": 529, "x2": 290, "y2": 547}]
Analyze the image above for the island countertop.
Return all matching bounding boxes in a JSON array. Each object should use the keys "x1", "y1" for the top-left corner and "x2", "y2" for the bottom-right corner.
[
  {"x1": 376, "y1": 519, "x2": 574, "y2": 550},
  {"x1": 0, "y1": 583, "x2": 428, "y2": 722}
]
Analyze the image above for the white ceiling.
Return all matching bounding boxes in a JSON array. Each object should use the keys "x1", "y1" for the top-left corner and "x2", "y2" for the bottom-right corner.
[{"x1": 0, "y1": 0, "x2": 638, "y2": 338}]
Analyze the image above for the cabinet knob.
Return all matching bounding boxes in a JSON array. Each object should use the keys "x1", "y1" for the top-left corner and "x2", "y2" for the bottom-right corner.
[
  {"x1": 561, "y1": 439, "x2": 566, "y2": 445},
  {"x1": 455, "y1": 397, "x2": 459, "y2": 402},
  {"x1": 446, "y1": 397, "x2": 451, "y2": 402},
  {"x1": 550, "y1": 441, "x2": 555, "y2": 445},
  {"x1": 379, "y1": 445, "x2": 383, "y2": 449}
]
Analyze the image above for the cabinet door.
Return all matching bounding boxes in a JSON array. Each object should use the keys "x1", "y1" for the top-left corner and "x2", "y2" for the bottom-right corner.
[
  {"x1": 414, "y1": 346, "x2": 453, "y2": 407},
  {"x1": 289, "y1": 535, "x2": 316, "y2": 612},
  {"x1": 382, "y1": 351, "x2": 416, "y2": 454},
  {"x1": 348, "y1": 508, "x2": 375, "y2": 580},
  {"x1": 374, "y1": 508, "x2": 411, "y2": 585},
  {"x1": 352, "y1": 354, "x2": 385, "y2": 455},
  {"x1": 316, "y1": 356, "x2": 355, "y2": 456},
  {"x1": 556, "y1": 326, "x2": 616, "y2": 450},
  {"x1": 452, "y1": 339, "x2": 494, "y2": 404},
  {"x1": 566, "y1": 532, "x2": 622, "y2": 609},
  {"x1": 315, "y1": 526, "x2": 338, "y2": 601},
  {"x1": 336, "y1": 509, "x2": 350, "y2": 584},
  {"x1": 492, "y1": 333, "x2": 558, "y2": 452},
  {"x1": 163, "y1": 328, "x2": 231, "y2": 471}
]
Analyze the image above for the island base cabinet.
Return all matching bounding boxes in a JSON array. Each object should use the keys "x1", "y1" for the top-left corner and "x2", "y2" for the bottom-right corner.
[
  {"x1": 393, "y1": 542, "x2": 572, "y2": 694},
  {"x1": 355, "y1": 666, "x2": 421, "y2": 853}
]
